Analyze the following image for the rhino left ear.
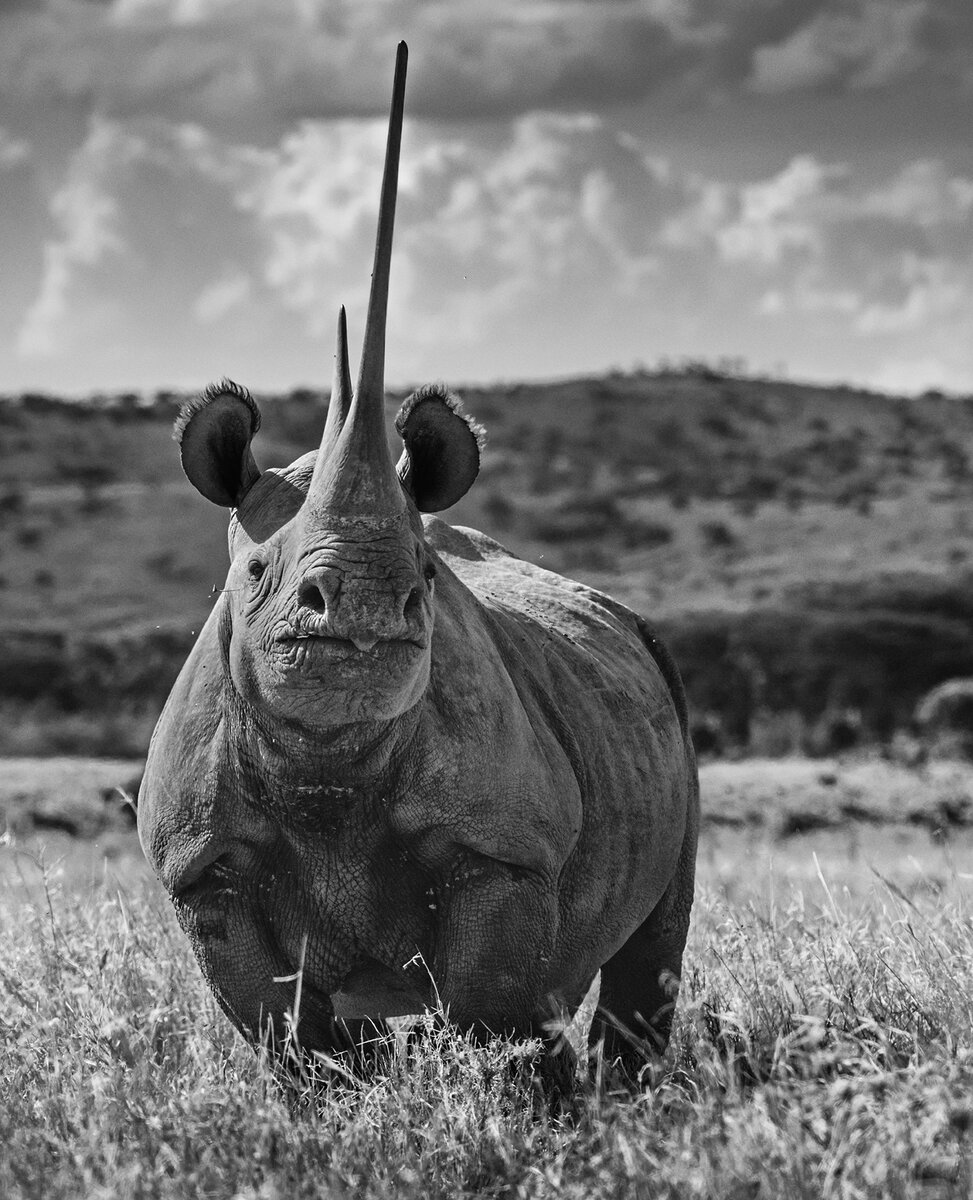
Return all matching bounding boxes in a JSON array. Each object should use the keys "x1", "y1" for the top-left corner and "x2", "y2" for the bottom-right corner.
[
  {"x1": 174, "y1": 379, "x2": 262, "y2": 507},
  {"x1": 395, "y1": 384, "x2": 485, "y2": 512}
]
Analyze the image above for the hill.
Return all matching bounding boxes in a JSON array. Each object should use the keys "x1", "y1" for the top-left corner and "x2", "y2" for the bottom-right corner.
[{"x1": 3, "y1": 367, "x2": 973, "y2": 755}]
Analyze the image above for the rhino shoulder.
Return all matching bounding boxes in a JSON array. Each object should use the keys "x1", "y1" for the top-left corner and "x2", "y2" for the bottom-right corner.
[
  {"x1": 138, "y1": 605, "x2": 262, "y2": 892},
  {"x1": 426, "y1": 516, "x2": 690, "y2": 749},
  {"x1": 422, "y1": 516, "x2": 514, "y2": 564}
]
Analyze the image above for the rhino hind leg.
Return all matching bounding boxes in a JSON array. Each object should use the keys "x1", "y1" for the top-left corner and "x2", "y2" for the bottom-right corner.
[{"x1": 594, "y1": 799, "x2": 698, "y2": 1069}]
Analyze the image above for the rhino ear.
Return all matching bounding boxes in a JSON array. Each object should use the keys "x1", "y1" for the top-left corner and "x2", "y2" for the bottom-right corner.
[
  {"x1": 174, "y1": 379, "x2": 262, "y2": 507},
  {"x1": 394, "y1": 384, "x2": 484, "y2": 512}
]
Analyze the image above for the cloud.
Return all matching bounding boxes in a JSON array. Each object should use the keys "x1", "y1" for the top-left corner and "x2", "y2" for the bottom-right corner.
[
  {"x1": 8, "y1": 54, "x2": 972, "y2": 394},
  {"x1": 3, "y1": 0, "x2": 971, "y2": 170},
  {"x1": 9, "y1": 105, "x2": 696, "y2": 380},
  {"x1": 860, "y1": 159, "x2": 973, "y2": 227},
  {"x1": 715, "y1": 155, "x2": 848, "y2": 265},
  {"x1": 749, "y1": 0, "x2": 927, "y2": 93},
  {"x1": 0, "y1": 0, "x2": 708, "y2": 133},
  {"x1": 658, "y1": 150, "x2": 973, "y2": 357},
  {"x1": 0, "y1": 124, "x2": 29, "y2": 167},
  {"x1": 660, "y1": 155, "x2": 850, "y2": 265},
  {"x1": 172, "y1": 109, "x2": 694, "y2": 367},
  {"x1": 192, "y1": 265, "x2": 251, "y2": 323},
  {"x1": 17, "y1": 117, "x2": 143, "y2": 357},
  {"x1": 854, "y1": 256, "x2": 968, "y2": 335}
]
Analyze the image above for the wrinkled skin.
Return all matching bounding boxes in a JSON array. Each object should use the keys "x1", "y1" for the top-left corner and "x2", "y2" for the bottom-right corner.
[
  {"x1": 139, "y1": 443, "x2": 699, "y2": 1069},
  {"x1": 139, "y1": 44, "x2": 697, "y2": 1077}
]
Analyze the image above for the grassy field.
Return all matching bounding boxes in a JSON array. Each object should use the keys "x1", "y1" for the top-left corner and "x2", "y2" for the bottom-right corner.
[{"x1": 4, "y1": 760, "x2": 973, "y2": 1198}]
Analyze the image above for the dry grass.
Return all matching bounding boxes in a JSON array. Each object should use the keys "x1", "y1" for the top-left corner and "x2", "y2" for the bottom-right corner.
[{"x1": 3, "y1": 823, "x2": 973, "y2": 1198}]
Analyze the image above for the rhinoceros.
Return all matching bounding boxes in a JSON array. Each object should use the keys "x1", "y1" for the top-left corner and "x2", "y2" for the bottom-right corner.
[{"x1": 138, "y1": 42, "x2": 699, "y2": 1076}]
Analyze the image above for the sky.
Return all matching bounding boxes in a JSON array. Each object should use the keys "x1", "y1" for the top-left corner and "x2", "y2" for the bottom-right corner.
[{"x1": 1, "y1": 0, "x2": 972, "y2": 397}]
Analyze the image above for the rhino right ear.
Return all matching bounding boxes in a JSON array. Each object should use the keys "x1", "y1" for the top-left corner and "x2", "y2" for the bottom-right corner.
[{"x1": 174, "y1": 379, "x2": 262, "y2": 506}]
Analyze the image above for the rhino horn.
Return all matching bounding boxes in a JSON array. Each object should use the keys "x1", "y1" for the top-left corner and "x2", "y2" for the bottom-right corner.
[
  {"x1": 305, "y1": 41, "x2": 409, "y2": 525},
  {"x1": 310, "y1": 305, "x2": 353, "y2": 488}
]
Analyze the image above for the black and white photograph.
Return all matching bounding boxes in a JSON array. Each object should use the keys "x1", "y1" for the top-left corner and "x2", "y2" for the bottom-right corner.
[{"x1": 2, "y1": 2, "x2": 973, "y2": 1196}]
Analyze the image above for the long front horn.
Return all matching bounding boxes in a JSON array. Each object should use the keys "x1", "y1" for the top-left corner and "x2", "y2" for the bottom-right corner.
[
  {"x1": 303, "y1": 42, "x2": 409, "y2": 522},
  {"x1": 357, "y1": 39, "x2": 407, "y2": 412}
]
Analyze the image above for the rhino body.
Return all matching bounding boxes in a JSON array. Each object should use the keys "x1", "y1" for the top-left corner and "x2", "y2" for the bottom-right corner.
[
  {"x1": 141, "y1": 473, "x2": 698, "y2": 1058},
  {"x1": 138, "y1": 43, "x2": 698, "y2": 1069}
]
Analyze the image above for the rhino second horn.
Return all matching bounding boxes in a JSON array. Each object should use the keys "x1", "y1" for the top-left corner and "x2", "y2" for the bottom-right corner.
[{"x1": 309, "y1": 306, "x2": 354, "y2": 495}]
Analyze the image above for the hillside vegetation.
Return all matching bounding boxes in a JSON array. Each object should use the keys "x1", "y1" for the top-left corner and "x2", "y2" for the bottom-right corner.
[{"x1": 3, "y1": 367, "x2": 973, "y2": 755}]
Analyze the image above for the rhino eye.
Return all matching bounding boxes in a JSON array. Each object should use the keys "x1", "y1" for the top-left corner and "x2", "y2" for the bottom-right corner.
[
  {"x1": 247, "y1": 558, "x2": 266, "y2": 582},
  {"x1": 423, "y1": 561, "x2": 437, "y2": 583}
]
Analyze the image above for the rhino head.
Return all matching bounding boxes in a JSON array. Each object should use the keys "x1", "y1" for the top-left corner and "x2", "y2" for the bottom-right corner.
[{"x1": 173, "y1": 43, "x2": 482, "y2": 731}]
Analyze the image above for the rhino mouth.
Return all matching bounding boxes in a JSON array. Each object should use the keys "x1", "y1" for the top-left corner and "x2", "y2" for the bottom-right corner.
[{"x1": 275, "y1": 630, "x2": 425, "y2": 661}]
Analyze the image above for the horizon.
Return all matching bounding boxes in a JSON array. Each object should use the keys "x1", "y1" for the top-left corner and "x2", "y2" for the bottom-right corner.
[
  {"x1": 4, "y1": 358, "x2": 970, "y2": 406},
  {"x1": 1, "y1": 2, "x2": 972, "y2": 399}
]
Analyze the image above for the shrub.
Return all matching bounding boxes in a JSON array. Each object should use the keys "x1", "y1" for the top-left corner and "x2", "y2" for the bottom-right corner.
[
  {"x1": 699, "y1": 521, "x2": 737, "y2": 550},
  {"x1": 482, "y1": 493, "x2": 516, "y2": 530},
  {"x1": 623, "y1": 520, "x2": 674, "y2": 550},
  {"x1": 16, "y1": 525, "x2": 44, "y2": 550}
]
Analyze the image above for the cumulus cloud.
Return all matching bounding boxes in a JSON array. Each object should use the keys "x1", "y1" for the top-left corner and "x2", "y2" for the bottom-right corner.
[
  {"x1": 854, "y1": 256, "x2": 969, "y2": 335},
  {"x1": 173, "y1": 109, "x2": 693, "y2": 364},
  {"x1": 657, "y1": 149, "x2": 973, "y2": 360},
  {"x1": 7, "y1": 24, "x2": 973, "y2": 395},
  {"x1": 17, "y1": 118, "x2": 143, "y2": 357},
  {"x1": 0, "y1": 124, "x2": 29, "y2": 167},
  {"x1": 192, "y1": 265, "x2": 251, "y2": 323},
  {"x1": 715, "y1": 156, "x2": 848, "y2": 265},
  {"x1": 860, "y1": 159, "x2": 973, "y2": 227},
  {"x1": 7, "y1": 104, "x2": 695, "y2": 380}
]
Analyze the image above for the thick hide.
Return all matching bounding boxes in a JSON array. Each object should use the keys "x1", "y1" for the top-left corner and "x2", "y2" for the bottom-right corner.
[{"x1": 140, "y1": 516, "x2": 697, "y2": 1049}]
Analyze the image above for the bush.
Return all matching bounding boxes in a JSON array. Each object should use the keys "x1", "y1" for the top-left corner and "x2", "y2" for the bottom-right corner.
[
  {"x1": 622, "y1": 519, "x2": 674, "y2": 550},
  {"x1": 16, "y1": 525, "x2": 44, "y2": 549},
  {"x1": 482, "y1": 492, "x2": 516, "y2": 531},
  {"x1": 699, "y1": 521, "x2": 737, "y2": 550},
  {"x1": 700, "y1": 412, "x2": 741, "y2": 440},
  {"x1": 0, "y1": 486, "x2": 24, "y2": 515}
]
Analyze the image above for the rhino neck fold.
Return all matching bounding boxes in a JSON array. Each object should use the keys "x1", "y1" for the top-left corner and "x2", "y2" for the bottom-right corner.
[{"x1": 245, "y1": 692, "x2": 424, "y2": 782}]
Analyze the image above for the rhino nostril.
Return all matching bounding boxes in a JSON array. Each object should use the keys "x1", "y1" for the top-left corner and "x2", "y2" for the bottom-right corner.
[
  {"x1": 297, "y1": 580, "x2": 328, "y2": 613},
  {"x1": 297, "y1": 566, "x2": 340, "y2": 615},
  {"x1": 404, "y1": 585, "x2": 423, "y2": 616}
]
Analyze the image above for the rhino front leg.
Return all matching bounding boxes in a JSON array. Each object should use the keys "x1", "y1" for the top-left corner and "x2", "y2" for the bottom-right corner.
[
  {"x1": 175, "y1": 892, "x2": 358, "y2": 1068},
  {"x1": 432, "y1": 853, "x2": 561, "y2": 1039}
]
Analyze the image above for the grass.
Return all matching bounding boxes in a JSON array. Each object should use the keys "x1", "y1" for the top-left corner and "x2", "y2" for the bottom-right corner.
[{"x1": 4, "y1": 824, "x2": 973, "y2": 1198}]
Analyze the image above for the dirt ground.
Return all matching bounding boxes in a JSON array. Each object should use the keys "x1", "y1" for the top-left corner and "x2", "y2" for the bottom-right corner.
[{"x1": 4, "y1": 753, "x2": 973, "y2": 901}]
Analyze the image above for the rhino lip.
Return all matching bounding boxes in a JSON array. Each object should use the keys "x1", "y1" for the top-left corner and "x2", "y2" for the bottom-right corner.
[{"x1": 276, "y1": 627, "x2": 424, "y2": 654}]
